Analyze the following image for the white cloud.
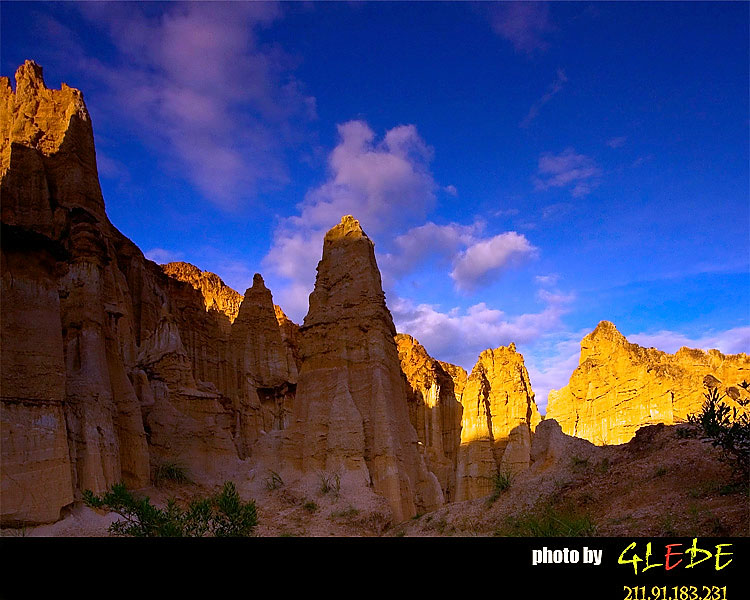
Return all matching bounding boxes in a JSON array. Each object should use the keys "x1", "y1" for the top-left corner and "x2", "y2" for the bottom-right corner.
[
  {"x1": 379, "y1": 222, "x2": 537, "y2": 293},
  {"x1": 534, "y1": 148, "x2": 601, "y2": 197},
  {"x1": 145, "y1": 247, "x2": 184, "y2": 265},
  {"x1": 264, "y1": 120, "x2": 438, "y2": 321},
  {"x1": 291, "y1": 121, "x2": 436, "y2": 233},
  {"x1": 391, "y1": 290, "x2": 570, "y2": 371},
  {"x1": 444, "y1": 184, "x2": 458, "y2": 196},
  {"x1": 451, "y1": 232, "x2": 537, "y2": 292},
  {"x1": 380, "y1": 221, "x2": 480, "y2": 280}
]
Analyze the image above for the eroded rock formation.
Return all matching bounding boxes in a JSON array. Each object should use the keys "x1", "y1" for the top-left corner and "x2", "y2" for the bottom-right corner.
[
  {"x1": 279, "y1": 216, "x2": 444, "y2": 521},
  {"x1": 545, "y1": 321, "x2": 750, "y2": 445},
  {"x1": 0, "y1": 62, "x2": 299, "y2": 524},
  {"x1": 2, "y1": 61, "x2": 150, "y2": 524},
  {"x1": 7, "y1": 60, "x2": 745, "y2": 531},
  {"x1": 455, "y1": 344, "x2": 542, "y2": 501},
  {"x1": 396, "y1": 334, "x2": 463, "y2": 501}
]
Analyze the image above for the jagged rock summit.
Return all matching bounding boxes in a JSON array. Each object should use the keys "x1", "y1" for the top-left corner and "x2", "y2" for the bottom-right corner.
[
  {"x1": 546, "y1": 320, "x2": 750, "y2": 445},
  {"x1": 161, "y1": 262, "x2": 243, "y2": 322}
]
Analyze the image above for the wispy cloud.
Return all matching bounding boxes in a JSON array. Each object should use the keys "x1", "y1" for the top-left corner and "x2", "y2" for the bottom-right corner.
[
  {"x1": 534, "y1": 148, "x2": 601, "y2": 197},
  {"x1": 66, "y1": 2, "x2": 315, "y2": 209},
  {"x1": 520, "y1": 68, "x2": 567, "y2": 127},
  {"x1": 535, "y1": 274, "x2": 560, "y2": 287},
  {"x1": 145, "y1": 247, "x2": 184, "y2": 265},
  {"x1": 607, "y1": 136, "x2": 627, "y2": 149},
  {"x1": 490, "y1": 2, "x2": 555, "y2": 54},
  {"x1": 630, "y1": 327, "x2": 750, "y2": 356}
]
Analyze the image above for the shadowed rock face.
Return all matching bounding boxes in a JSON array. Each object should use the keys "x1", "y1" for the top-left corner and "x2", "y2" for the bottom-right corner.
[
  {"x1": 1, "y1": 61, "x2": 149, "y2": 524},
  {"x1": 281, "y1": 216, "x2": 444, "y2": 521},
  {"x1": 0, "y1": 62, "x2": 300, "y2": 525},
  {"x1": 455, "y1": 344, "x2": 541, "y2": 501},
  {"x1": 396, "y1": 334, "x2": 463, "y2": 502},
  {"x1": 545, "y1": 321, "x2": 750, "y2": 445},
  {"x1": 162, "y1": 262, "x2": 243, "y2": 323}
]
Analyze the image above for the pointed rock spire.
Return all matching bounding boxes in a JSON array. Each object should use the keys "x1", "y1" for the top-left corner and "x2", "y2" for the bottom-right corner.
[{"x1": 282, "y1": 216, "x2": 444, "y2": 521}]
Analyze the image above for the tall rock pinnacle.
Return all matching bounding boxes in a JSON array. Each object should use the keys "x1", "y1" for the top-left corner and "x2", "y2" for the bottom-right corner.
[
  {"x1": 282, "y1": 215, "x2": 444, "y2": 521},
  {"x1": 455, "y1": 344, "x2": 541, "y2": 501}
]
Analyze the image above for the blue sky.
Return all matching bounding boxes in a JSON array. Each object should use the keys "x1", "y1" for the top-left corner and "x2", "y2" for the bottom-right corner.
[{"x1": 3, "y1": 1, "x2": 748, "y2": 410}]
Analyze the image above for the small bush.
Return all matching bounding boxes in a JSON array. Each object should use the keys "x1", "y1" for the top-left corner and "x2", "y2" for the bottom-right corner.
[
  {"x1": 83, "y1": 481, "x2": 257, "y2": 537},
  {"x1": 570, "y1": 455, "x2": 589, "y2": 470},
  {"x1": 676, "y1": 426, "x2": 698, "y2": 439},
  {"x1": 330, "y1": 506, "x2": 359, "y2": 519},
  {"x1": 688, "y1": 387, "x2": 750, "y2": 480},
  {"x1": 487, "y1": 469, "x2": 514, "y2": 504},
  {"x1": 303, "y1": 500, "x2": 318, "y2": 513},
  {"x1": 153, "y1": 461, "x2": 190, "y2": 486},
  {"x1": 318, "y1": 471, "x2": 341, "y2": 497},
  {"x1": 497, "y1": 503, "x2": 596, "y2": 537},
  {"x1": 265, "y1": 470, "x2": 284, "y2": 491}
]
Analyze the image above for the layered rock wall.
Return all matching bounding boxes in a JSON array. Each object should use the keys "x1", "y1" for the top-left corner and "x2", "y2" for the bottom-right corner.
[
  {"x1": 0, "y1": 62, "x2": 300, "y2": 524},
  {"x1": 546, "y1": 321, "x2": 750, "y2": 445},
  {"x1": 396, "y1": 334, "x2": 463, "y2": 502},
  {"x1": 455, "y1": 344, "x2": 541, "y2": 501}
]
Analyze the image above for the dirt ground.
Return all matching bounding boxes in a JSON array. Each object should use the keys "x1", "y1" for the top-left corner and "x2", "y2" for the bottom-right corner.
[{"x1": 3, "y1": 423, "x2": 747, "y2": 538}]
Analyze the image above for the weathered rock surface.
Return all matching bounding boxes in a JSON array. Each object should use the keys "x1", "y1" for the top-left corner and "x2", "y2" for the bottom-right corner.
[
  {"x1": 162, "y1": 261, "x2": 242, "y2": 323},
  {"x1": 2, "y1": 62, "x2": 151, "y2": 524},
  {"x1": 0, "y1": 62, "x2": 299, "y2": 524},
  {"x1": 438, "y1": 361, "x2": 468, "y2": 398},
  {"x1": 455, "y1": 344, "x2": 542, "y2": 501},
  {"x1": 279, "y1": 216, "x2": 444, "y2": 521},
  {"x1": 229, "y1": 274, "x2": 297, "y2": 457},
  {"x1": 546, "y1": 321, "x2": 750, "y2": 445},
  {"x1": 396, "y1": 334, "x2": 463, "y2": 501}
]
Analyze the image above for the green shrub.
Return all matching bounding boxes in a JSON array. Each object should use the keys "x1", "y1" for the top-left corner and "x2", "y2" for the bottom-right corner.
[
  {"x1": 570, "y1": 455, "x2": 589, "y2": 470},
  {"x1": 487, "y1": 469, "x2": 514, "y2": 504},
  {"x1": 688, "y1": 387, "x2": 750, "y2": 480},
  {"x1": 330, "y1": 506, "x2": 359, "y2": 519},
  {"x1": 83, "y1": 481, "x2": 257, "y2": 537},
  {"x1": 153, "y1": 461, "x2": 191, "y2": 485},
  {"x1": 303, "y1": 500, "x2": 318, "y2": 513},
  {"x1": 497, "y1": 503, "x2": 596, "y2": 537}
]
